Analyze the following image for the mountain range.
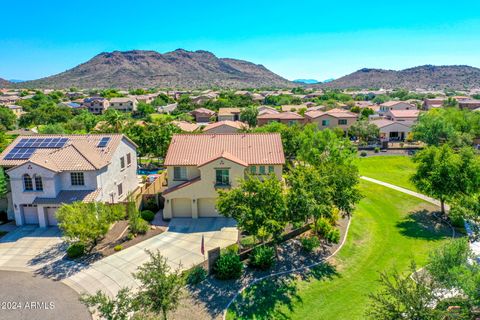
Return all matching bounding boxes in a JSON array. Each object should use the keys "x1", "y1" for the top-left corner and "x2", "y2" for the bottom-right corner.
[
  {"x1": 16, "y1": 49, "x2": 293, "y2": 89},
  {"x1": 320, "y1": 65, "x2": 480, "y2": 90}
]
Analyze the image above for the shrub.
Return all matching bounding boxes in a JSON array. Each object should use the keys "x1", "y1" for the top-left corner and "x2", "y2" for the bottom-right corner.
[
  {"x1": 214, "y1": 252, "x2": 243, "y2": 280},
  {"x1": 130, "y1": 218, "x2": 149, "y2": 235},
  {"x1": 142, "y1": 197, "x2": 159, "y2": 212},
  {"x1": 127, "y1": 233, "x2": 135, "y2": 240},
  {"x1": 300, "y1": 235, "x2": 320, "y2": 252},
  {"x1": 360, "y1": 151, "x2": 367, "y2": 157},
  {"x1": 326, "y1": 228, "x2": 340, "y2": 244},
  {"x1": 249, "y1": 245, "x2": 275, "y2": 270},
  {"x1": 114, "y1": 245, "x2": 123, "y2": 252},
  {"x1": 141, "y1": 210, "x2": 155, "y2": 222},
  {"x1": 224, "y1": 243, "x2": 239, "y2": 254},
  {"x1": 315, "y1": 217, "x2": 340, "y2": 244},
  {"x1": 186, "y1": 266, "x2": 207, "y2": 285},
  {"x1": 374, "y1": 147, "x2": 380, "y2": 153},
  {"x1": 67, "y1": 242, "x2": 85, "y2": 258}
]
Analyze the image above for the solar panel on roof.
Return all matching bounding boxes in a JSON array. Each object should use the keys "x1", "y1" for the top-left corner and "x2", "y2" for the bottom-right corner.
[
  {"x1": 4, "y1": 147, "x2": 36, "y2": 160},
  {"x1": 97, "y1": 137, "x2": 110, "y2": 148},
  {"x1": 14, "y1": 137, "x2": 68, "y2": 149}
]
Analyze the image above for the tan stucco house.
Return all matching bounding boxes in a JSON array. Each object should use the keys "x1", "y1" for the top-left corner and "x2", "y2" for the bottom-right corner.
[
  {"x1": 190, "y1": 108, "x2": 216, "y2": 123},
  {"x1": 218, "y1": 108, "x2": 241, "y2": 121},
  {"x1": 257, "y1": 111, "x2": 304, "y2": 126},
  {"x1": 202, "y1": 120, "x2": 248, "y2": 134},
  {"x1": 162, "y1": 133, "x2": 285, "y2": 219},
  {"x1": 304, "y1": 109, "x2": 358, "y2": 132},
  {"x1": 370, "y1": 119, "x2": 412, "y2": 141},
  {"x1": 379, "y1": 101, "x2": 416, "y2": 115}
]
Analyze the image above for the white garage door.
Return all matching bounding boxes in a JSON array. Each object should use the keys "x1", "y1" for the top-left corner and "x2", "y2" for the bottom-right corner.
[
  {"x1": 172, "y1": 198, "x2": 192, "y2": 218},
  {"x1": 23, "y1": 205, "x2": 39, "y2": 225},
  {"x1": 46, "y1": 207, "x2": 59, "y2": 226},
  {"x1": 198, "y1": 198, "x2": 220, "y2": 217}
]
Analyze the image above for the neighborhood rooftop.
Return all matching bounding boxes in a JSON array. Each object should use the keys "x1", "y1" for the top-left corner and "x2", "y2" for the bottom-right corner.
[{"x1": 164, "y1": 133, "x2": 285, "y2": 166}]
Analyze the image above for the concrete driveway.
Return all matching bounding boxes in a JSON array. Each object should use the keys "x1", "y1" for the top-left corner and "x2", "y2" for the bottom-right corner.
[
  {"x1": 63, "y1": 217, "x2": 238, "y2": 296},
  {"x1": 0, "y1": 226, "x2": 65, "y2": 272},
  {"x1": 0, "y1": 271, "x2": 91, "y2": 320}
]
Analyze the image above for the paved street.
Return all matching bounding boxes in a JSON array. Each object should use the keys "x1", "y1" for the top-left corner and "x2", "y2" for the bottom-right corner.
[{"x1": 0, "y1": 271, "x2": 91, "y2": 320}]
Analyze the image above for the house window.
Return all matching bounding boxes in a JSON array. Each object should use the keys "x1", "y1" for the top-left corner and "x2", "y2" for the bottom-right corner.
[
  {"x1": 126, "y1": 153, "x2": 131, "y2": 166},
  {"x1": 23, "y1": 174, "x2": 33, "y2": 191},
  {"x1": 34, "y1": 175, "x2": 43, "y2": 191},
  {"x1": 216, "y1": 169, "x2": 230, "y2": 186},
  {"x1": 321, "y1": 119, "x2": 330, "y2": 126},
  {"x1": 338, "y1": 119, "x2": 347, "y2": 125},
  {"x1": 120, "y1": 156, "x2": 125, "y2": 170},
  {"x1": 173, "y1": 167, "x2": 187, "y2": 181},
  {"x1": 71, "y1": 172, "x2": 85, "y2": 186},
  {"x1": 259, "y1": 166, "x2": 266, "y2": 175},
  {"x1": 117, "y1": 183, "x2": 123, "y2": 196},
  {"x1": 268, "y1": 166, "x2": 275, "y2": 173},
  {"x1": 250, "y1": 166, "x2": 257, "y2": 175}
]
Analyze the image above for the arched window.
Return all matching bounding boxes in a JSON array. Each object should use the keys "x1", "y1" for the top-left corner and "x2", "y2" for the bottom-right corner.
[
  {"x1": 34, "y1": 175, "x2": 43, "y2": 191},
  {"x1": 23, "y1": 174, "x2": 33, "y2": 191}
]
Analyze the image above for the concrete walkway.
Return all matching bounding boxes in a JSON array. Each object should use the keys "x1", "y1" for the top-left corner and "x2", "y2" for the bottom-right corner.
[
  {"x1": 360, "y1": 176, "x2": 450, "y2": 210},
  {"x1": 63, "y1": 217, "x2": 237, "y2": 296}
]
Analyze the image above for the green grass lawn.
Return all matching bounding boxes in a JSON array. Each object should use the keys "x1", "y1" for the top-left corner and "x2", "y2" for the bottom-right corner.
[
  {"x1": 355, "y1": 155, "x2": 417, "y2": 191},
  {"x1": 227, "y1": 180, "x2": 453, "y2": 320}
]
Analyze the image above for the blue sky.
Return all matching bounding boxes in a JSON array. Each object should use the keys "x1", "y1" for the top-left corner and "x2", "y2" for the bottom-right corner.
[{"x1": 2, "y1": 0, "x2": 480, "y2": 81}]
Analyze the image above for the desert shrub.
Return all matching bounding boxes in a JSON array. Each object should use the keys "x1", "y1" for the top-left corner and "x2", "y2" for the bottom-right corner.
[
  {"x1": 186, "y1": 266, "x2": 207, "y2": 285},
  {"x1": 67, "y1": 242, "x2": 85, "y2": 258},
  {"x1": 360, "y1": 151, "x2": 367, "y2": 157},
  {"x1": 130, "y1": 218, "x2": 149, "y2": 235},
  {"x1": 141, "y1": 210, "x2": 155, "y2": 222},
  {"x1": 114, "y1": 245, "x2": 123, "y2": 251},
  {"x1": 214, "y1": 252, "x2": 243, "y2": 280},
  {"x1": 301, "y1": 235, "x2": 320, "y2": 252},
  {"x1": 127, "y1": 233, "x2": 135, "y2": 240},
  {"x1": 374, "y1": 147, "x2": 380, "y2": 153},
  {"x1": 249, "y1": 245, "x2": 275, "y2": 270}
]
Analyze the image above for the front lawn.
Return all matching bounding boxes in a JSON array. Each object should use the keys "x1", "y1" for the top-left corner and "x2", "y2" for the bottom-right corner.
[
  {"x1": 355, "y1": 155, "x2": 417, "y2": 190},
  {"x1": 227, "y1": 180, "x2": 453, "y2": 320}
]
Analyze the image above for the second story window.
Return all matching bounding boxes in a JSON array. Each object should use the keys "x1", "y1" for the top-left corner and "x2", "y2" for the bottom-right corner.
[
  {"x1": 215, "y1": 169, "x2": 230, "y2": 186},
  {"x1": 268, "y1": 166, "x2": 275, "y2": 174},
  {"x1": 250, "y1": 166, "x2": 257, "y2": 175},
  {"x1": 34, "y1": 175, "x2": 43, "y2": 191},
  {"x1": 71, "y1": 172, "x2": 85, "y2": 186},
  {"x1": 126, "y1": 153, "x2": 131, "y2": 166},
  {"x1": 259, "y1": 166, "x2": 266, "y2": 175},
  {"x1": 23, "y1": 174, "x2": 33, "y2": 191},
  {"x1": 120, "y1": 156, "x2": 125, "y2": 170},
  {"x1": 338, "y1": 119, "x2": 347, "y2": 125},
  {"x1": 322, "y1": 119, "x2": 330, "y2": 126},
  {"x1": 173, "y1": 167, "x2": 187, "y2": 181}
]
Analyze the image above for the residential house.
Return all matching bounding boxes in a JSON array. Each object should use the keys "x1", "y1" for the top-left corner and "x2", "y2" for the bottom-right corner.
[
  {"x1": 109, "y1": 97, "x2": 138, "y2": 112},
  {"x1": 257, "y1": 105, "x2": 280, "y2": 115},
  {"x1": 386, "y1": 109, "x2": 420, "y2": 124},
  {"x1": 458, "y1": 99, "x2": 480, "y2": 110},
  {"x1": 84, "y1": 97, "x2": 110, "y2": 115},
  {"x1": 379, "y1": 101, "x2": 416, "y2": 115},
  {"x1": 0, "y1": 95, "x2": 19, "y2": 105},
  {"x1": 190, "y1": 108, "x2": 216, "y2": 123},
  {"x1": 202, "y1": 121, "x2": 247, "y2": 134},
  {"x1": 370, "y1": 119, "x2": 412, "y2": 141},
  {"x1": 157, "y1": 103, "x2": 178, "y2": 114},
  {"x1": 257, "y1": 111, "x2": 304, "y2": 126},
  {"x1": 218, "y1": 108, "x2": 241, "y2": 121},
  {"x1": 5, "y1": 105, "x2": 24, "y2": 117},
  {"x1": 162, "y1": 133, "x2": 284, "y2": 218},
  {"x1": 0, "y1": 134, "x2": 138, "y2": 227},
  {"x1": 281, "y1": 104, "x2": 308, "y2": 112},
  {"x1": 304, "y1": 109, "x2": 358, "y2": 132},
  {"x1": 423, "y1": 98, "x2": 445, "y2": 110},
  {"x1": 171, "y1": 121, "x2": 200, "y2": 132}
]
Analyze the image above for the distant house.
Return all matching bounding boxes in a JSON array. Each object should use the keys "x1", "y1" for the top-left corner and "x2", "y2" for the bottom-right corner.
[
  {"x1": 157, "y1": 103, "x2": 178, "y2": 114},
  {"x1": 379, "y1": 101, "x2": 416, "y2": 115},
  {"x1": 370, "y1": 119, "x2": 412, "y2": 141},
  {"x1": 162, "y1": 133, "x2": 284, "y2": 219},
  {"x1": 458, "y1": 99, "x2": 480, "y2": 110},
  {"x1": 202, "y1": 120, "x2": 248, "y2": 134},
  {"x1": 423, "y1": 98, "x2": 445, "y2": 110},
  {"x1": 304, "y1": 109, "x2": 358, "y2": 132},
  {"x1": 190, "y1": 92, "x2": 219, "y2": 105},
  {"x1": 281, "y1": 104, "x2": 309, "y2": 112},
  {"x1": 386, "y1": 109, "x2": 420, "y2": 124},
  {"x1": 258, "y1": 105, "x2": 280, "y2": 115},
  {"x1": 218, "y1": 108, "x2": 241, "y2": 121},
  {"x1": 257, "y1": 111, "x2": 304, "y2": 126},
  {"x1": 134, "y1": 94, "x2": 157, "y2": 104},
  {"x1": 109, "y1": 97, "x2": 138, "y2": 112},
  {"x1": 171, "y1": 121, "x2": 200, "y2": 132},
  {"x1": 84, "y1": 97, "x2": 110, "y2": 115},
  {"x1": 5, "y1": 105, "x2": 24, "y2": 117},
  {"x1": 0, "y1": 95, "x2": 19, "y2": 105},
  {"x1": 0, "y1": 134, "x2": 138, "y2": 227},
  {"x1": 190, "y1": 108, "x2": 216, "y2": 123}
]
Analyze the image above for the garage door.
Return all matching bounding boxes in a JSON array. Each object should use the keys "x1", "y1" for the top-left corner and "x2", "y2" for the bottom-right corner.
[
  {"x1": 46, "y1": 207, "x2": 59, "y2": 226},
  {"x1": 198, "y1": 198, "x2": 220, "y2": 217},
  {"x1": 172, "y1": 198, "x2": 192, "y2": 218},
  {"x1": 23, "y1": 205, "x2": 39, "y2": 225}
]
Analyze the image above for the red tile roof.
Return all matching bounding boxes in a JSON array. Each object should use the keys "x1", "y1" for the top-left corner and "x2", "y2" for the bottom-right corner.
[
  {"x1": 164, "y1": 133, "x2": 285, "y2": 166},
  {"x1": 202, "y1": 120, "x2": 247, "y2": 132},
  {"x1": 257, "y1": 111, "x2": 304, "y2": 120},
  {"x1": 388, "y1": 109, "x2": 420, "y2": 118}
]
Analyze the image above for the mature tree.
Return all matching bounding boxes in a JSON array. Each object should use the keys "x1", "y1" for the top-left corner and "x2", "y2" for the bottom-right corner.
[
  {"x1": 413, "y1": 107, "x2": 480, "y2": 147},
  {"x1": 81, "y1": 288, "x2": 135, "y2": 320},
  {"x1": 19, "y1": 105, "x2": 73, "y2": 127},
  {"x1": 443, "y1": 97, "x2": 459, "y2": 108},
  {"x1": 240, "y1": 105, "x2": 258, "y2": 127},
  {"x1": 124, "y1": 122, "x2": 180, "y2": 159},
  {"x1": 411, "y1": 145, "x2": 480, "y2": 214},
  {"x1": 253, "y1": 122, "x2": 302, "y2": 161},
  {"x1": 348, "y1": 120, "x2": 379, "y2": 144},
  {"x1": 134, "y1": 251, "x2": 184, "y2": 320},
  {"x1": 56, "y1": 202, "x2": 125, "y2": 248},
  {"x1": 367, "y1": 262, "x2": 444, "y2": 320},
  {"x1": 0, "y1": 106, "x2": 17, "y2": 130},
  {"x1": 68, "y1": 110, "x2": 98, "y2": 133},
  {"x1": 360, "y1": 107, "x2": 374, "y2": 119},
  {"x1": 172, "y1": 95, "x2": 195, "y2": 114},
  {"x1": 38, "y1": 123, "x2": 67, "y2": 134},
  {"x1": 151, "y1": 94, "x2": 174, "y2": 107},
  {"x1": 102, "y1": 109, "x2": 128, "y2": 133},
  {"x1": 217, "y1": 175, "x2": 287, "y2": 242},
  {"x1": 450, "y1": 193, "x2": 480, "y2": 227},
  {"x1": 136, "y1": 102, "x2": 155, "y2": 118}
]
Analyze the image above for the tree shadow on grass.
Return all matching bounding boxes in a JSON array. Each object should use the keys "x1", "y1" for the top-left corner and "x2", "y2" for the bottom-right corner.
[
  {"x1": 229, "y1": 262, "x2": 338, "y2": 320},
  {"x1": 396, "y1": 209, "x2": 451, "y2": 240}
]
